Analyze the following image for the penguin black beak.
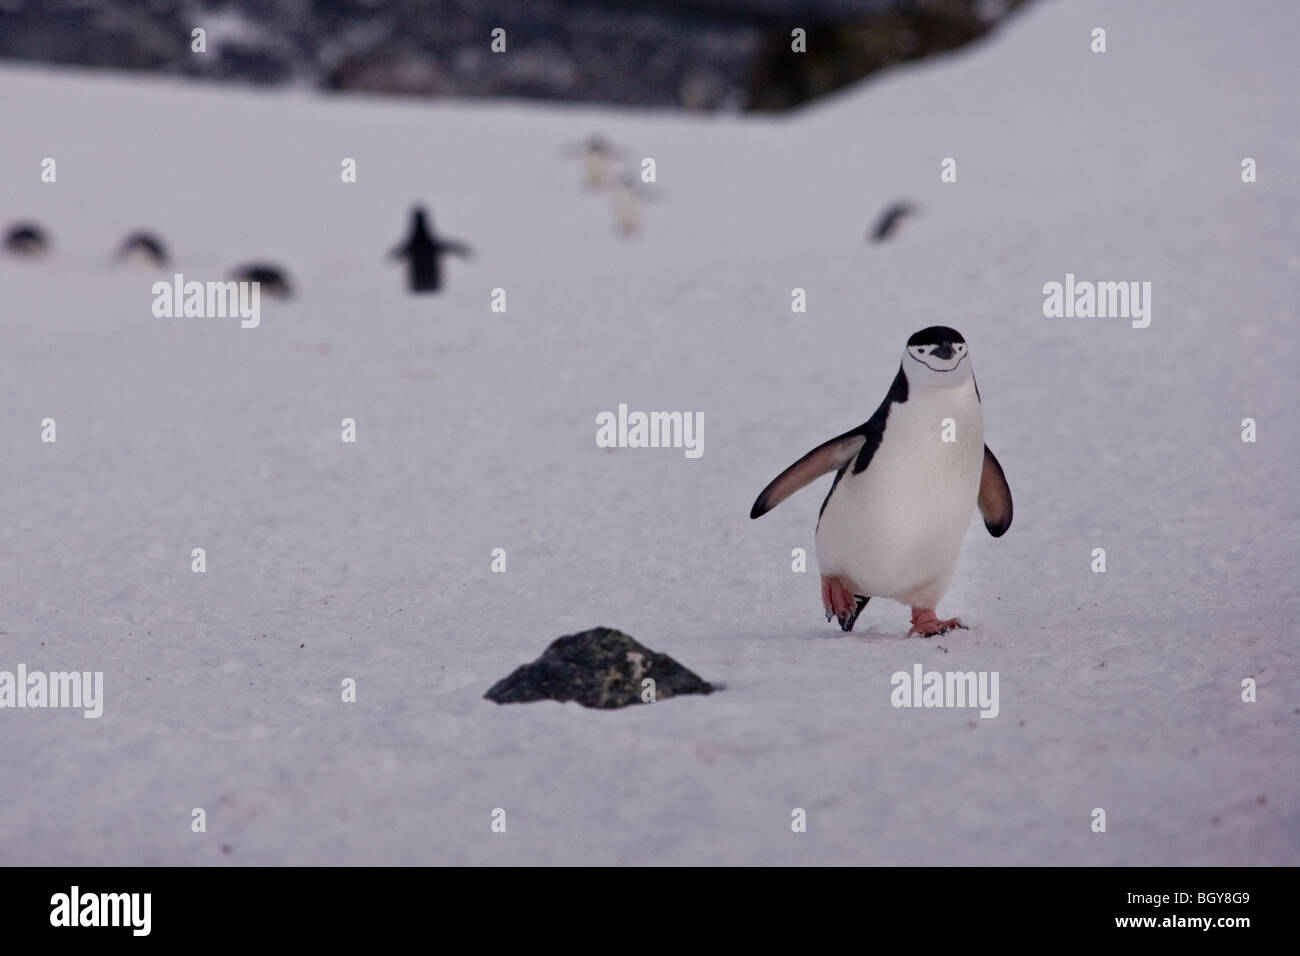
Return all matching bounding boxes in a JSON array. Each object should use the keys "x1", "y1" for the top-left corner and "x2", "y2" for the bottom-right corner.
[{"x1": 931, "y1": 343, "x2": 955, "y2": 360}]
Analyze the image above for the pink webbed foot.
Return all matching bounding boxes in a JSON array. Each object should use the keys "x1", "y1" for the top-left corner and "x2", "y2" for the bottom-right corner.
[
  {"x1": 821, "y1": 575, "x2": 870, "y2": 632},
  {"x1": 908, "y1": 607, "x2": 966, "y2": 637}
]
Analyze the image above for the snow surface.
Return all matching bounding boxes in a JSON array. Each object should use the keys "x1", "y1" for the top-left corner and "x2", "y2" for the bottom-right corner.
[{"x1": 0, "y1": 0, "x2": 1296, "y2": 865}]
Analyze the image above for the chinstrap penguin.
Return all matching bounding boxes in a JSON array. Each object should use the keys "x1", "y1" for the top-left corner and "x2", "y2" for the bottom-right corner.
[
  {"x1": 869, "y1": 201, "x2": 918, "y2": 243},
  {"x1": 611, "y1": 172, "x2": 649, "y2": 238},
  {"x1": 117, "y1": 231, "x2": 169, "y2": 267},
  {"x1": 565, "y1": 134, "x2": 626, "y2": 191},
  {"x1": 390, "y1": 206, "x2": 472, "y2": 293},
  {"x1": 231, "y1": 263, "x2": 292, "y2": 299},
  {"x1": 5, "y1": 222, "x2": 50, "y2": 256},
  {"x1": 750, "y1": 326, "x2": 1012, "y2": 636}
]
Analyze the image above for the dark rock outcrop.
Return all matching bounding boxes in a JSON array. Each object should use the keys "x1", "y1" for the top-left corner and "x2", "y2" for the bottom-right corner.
[
  {"x1": 486, "y1": 627, "x2": 715, "y2": 708},
  {"x1": 0, "y1": 0, "x2": 1033, "y2": 112}
]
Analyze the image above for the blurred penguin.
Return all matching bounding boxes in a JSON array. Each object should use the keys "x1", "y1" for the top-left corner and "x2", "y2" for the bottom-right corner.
[
  {"x1": 869, "y1": 201, "x2": 918, "y2": 243},
  {"x1": 563, "y1": 135, "x2": 627, "y2": 191},
  {"x1": 231, "y1": 263, "x2": 292, "y2": 299},
  {"x1": 117, "y1": 231, "x2": 169, "y2": 267},
  {"x1": 610, "y1": 173, "x2": 663, "y2": 239},
  {"x1": 389, "y1": 206, "x2": 472, "y2": 293},
  {"x1": 5, "y1": 222, "x2": 50, "y2": 257}
]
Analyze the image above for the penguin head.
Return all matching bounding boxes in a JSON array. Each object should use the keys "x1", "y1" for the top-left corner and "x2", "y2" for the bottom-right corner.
[
  {"x1": 411, "y1": 206, "x2": 431, "y2": 233},
  {"x1": 902, "y1": 326, "x2": 971, "y2": 386}
]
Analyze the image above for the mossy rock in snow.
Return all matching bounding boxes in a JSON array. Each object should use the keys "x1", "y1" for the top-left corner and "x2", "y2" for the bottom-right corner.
[{"x1": 485, "y1": 627, "x2": 715, "y2": 708}]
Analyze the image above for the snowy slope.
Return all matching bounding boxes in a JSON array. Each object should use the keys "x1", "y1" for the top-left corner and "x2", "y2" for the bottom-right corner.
[{"x1": 0, "y1": 0, "x2": 1296, "y2": 865}]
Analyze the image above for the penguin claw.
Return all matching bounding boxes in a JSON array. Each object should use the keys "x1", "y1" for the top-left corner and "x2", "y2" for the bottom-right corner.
[
  {"x1": 908, "y1": 608, "x2": 965, "y2": 637},
  {"x1": 822, "y1": 576, "x2": 869, "y2": 632},
  {"x1": 835, "y1": 597, "x2": 868, "y2": 632}
]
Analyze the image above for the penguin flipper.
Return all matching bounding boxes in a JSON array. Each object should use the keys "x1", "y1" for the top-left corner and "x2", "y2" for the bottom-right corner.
[
  {"x1": 438, "y1": 240, "x2": 473, "y2": 259},
  {"x1": 750, "y1": 430, "x2": 867, "y2": 519},
  {"x1": 978, "y1": 445, "x2": 1013, "y2": 537}
]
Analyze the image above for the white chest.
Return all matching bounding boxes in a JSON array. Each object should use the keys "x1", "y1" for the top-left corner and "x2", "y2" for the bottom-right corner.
[{"x1": 815, "y1": 382, "x2": 983, "y2": 603}]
